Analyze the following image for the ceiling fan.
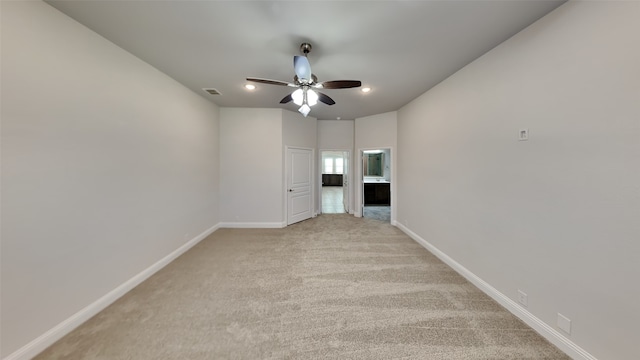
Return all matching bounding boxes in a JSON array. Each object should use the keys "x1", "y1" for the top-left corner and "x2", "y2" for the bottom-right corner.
[{"x1": 246, "y1": 43, "x2": 362, "y2": 117}]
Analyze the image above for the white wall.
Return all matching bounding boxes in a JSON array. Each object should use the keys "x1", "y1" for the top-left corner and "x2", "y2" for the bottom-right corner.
[
  {"x1": 318, "y1": 120, "x2": 355, "y2": 213},
  {"x1": 397, "y1": 2, "x2": 640, "y2": 359},
  {"x1": 1, "y1": 1, "x2": 220, "y2": 357},
  {"x1": 219, "y1": 108, "x2": 317, "y2": 225},
  {"x1": 355, "y1": 112, "x2": 397, "y2": 150},
  {"x1": 219, "y1": 108, "x2": 283, "y2": 226},
  {"x1": 354, "y1": 112, "x2": 397, "y2": 219},
  {"x1": 317, "y1": 120, "x2": 355, "y2": 150},
  {"x1": 282, "y1": 110, "x2": 317, "y2": 150}
]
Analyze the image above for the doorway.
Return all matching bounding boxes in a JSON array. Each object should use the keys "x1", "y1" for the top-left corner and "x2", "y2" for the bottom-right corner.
[
  {"x1": 320, "y1": 150, "x2": 349, "y2": 214},
  {"x1": 361, "y1": 148, "x2": 391, "y2": 222}
]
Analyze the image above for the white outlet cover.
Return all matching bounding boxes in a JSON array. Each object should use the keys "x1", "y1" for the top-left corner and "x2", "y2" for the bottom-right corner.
[
  {"x1": 517, "y1": 290, "x2": 528, "y2": 307},
  {"x1": 557, "y1": 313, "x2": 571, "y2": 334}
]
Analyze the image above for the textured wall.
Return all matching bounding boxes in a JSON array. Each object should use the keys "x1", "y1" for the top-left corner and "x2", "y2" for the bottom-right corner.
[
  {"x1": 355, "y1": 112, "x2": 397, "y2": 219},
  {"x1": 1, "y1": 1, "x2": 220, "y2": 356},
  {"x1": 219, "y1": 108, "x2": 283, "y2": 225},
  {"x1": 397, "y1": 2, "x2": 640, "y2": 359}
]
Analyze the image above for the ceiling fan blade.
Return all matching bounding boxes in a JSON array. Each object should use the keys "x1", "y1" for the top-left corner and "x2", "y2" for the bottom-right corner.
[
  {"x1": 317, "y1": 92, "x2": 336, "y2": 106},
  {"x1": 246, "y1": 78, "x2": 292, "y2": 86},
  {"x1": 319, "y1": 80, "x2": 362, "y2": 89},
  {"x1": 293, "y1": 56, "x2": 312, "y2": 82},
  {"x1": 279, "y1": 94, "x2": 293, "y2": 104}
]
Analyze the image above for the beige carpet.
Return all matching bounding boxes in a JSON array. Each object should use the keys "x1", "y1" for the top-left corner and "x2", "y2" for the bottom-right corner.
[{"x1": 36, "y1": 214, "x2": 570, "y2": 359}]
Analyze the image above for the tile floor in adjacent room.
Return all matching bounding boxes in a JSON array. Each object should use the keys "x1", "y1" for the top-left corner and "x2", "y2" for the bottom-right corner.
[
  {"x1": 363, "y1": 205, "x2": 391, "y2": 222},
  {"x1": 321, "y1": 186, "x2": 346, "y2": 214},
  {"x1": 323, "y1": 186, "x2": 391, "y2": 222}
]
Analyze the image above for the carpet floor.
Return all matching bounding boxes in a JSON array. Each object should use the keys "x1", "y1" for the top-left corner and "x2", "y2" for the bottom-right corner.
[{"x1": 35, "y1": 214, "x2": 569, "y2": 359}]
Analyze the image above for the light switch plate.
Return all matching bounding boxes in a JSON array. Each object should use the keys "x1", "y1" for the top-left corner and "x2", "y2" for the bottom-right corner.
[{"x1": 519, "y1": 128, "x2": 529, "y2": 141}]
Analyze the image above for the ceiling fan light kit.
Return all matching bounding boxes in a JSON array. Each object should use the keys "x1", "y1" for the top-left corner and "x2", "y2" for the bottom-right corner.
[
  {"x1": 246, "y1": 43, "x2": 361, "y2": 117},
  {"x1": 298, "y1": 104, "x2": 311, "y2": 117}
]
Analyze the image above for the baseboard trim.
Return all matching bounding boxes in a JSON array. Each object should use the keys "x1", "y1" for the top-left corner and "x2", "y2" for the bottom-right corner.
[
  {"x1": 219, "y1": 222, "x2": 286, "y2": 228},
  {"x1": 395, "y1": 223, "x2": 597, "y2": 360},
  {"x1": 3, "y1": 223, "x2": 221, "y2": 360}
]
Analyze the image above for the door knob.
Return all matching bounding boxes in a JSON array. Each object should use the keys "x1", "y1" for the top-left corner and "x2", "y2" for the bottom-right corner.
[{"x1": 289, "y1": 189, "x2": 294, "y2": 192}]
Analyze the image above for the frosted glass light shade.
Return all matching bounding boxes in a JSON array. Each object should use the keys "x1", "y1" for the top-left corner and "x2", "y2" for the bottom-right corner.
[
  {"x1": 298, "y1": 104, "x2": 311, "y2": 117},
  {"x1": 292, "y1": 89, "x2": 304, "y2": 106},
  {"x1": 307, "y1": 89, "x2": 318, "y2": 106}
]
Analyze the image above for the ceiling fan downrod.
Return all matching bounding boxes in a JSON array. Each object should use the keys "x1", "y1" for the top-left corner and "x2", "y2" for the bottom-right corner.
[{"x1": 300, "y1": 43, "x2": 312, "y2": 57}]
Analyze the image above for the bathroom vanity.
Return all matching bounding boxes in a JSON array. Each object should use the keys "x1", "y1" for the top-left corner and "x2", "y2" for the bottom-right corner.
[{"x1": 363, "y1": 179, "x2": 390, "y2": 205}]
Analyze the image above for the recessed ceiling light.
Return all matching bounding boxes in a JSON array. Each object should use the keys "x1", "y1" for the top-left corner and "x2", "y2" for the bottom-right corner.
[
  {"x1": 361, "y1": 87, "x2": 371, "y2": 93},
  {"x1": 245, "y1": 84, "x2": 256, "y2": 90}
]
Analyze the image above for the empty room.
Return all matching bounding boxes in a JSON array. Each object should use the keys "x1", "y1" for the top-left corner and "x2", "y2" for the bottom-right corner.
[{"x1": 2, "y1": 1, "x2": 638, "y2": 360}]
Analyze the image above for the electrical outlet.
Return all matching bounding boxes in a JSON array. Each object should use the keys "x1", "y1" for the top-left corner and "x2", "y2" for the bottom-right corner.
[
  {"x1": 517, "y1": 290, "x2": 528, "y2": 307},
  {"x1": 557, "y1": 313, "x2": 571, "y2": 334}
]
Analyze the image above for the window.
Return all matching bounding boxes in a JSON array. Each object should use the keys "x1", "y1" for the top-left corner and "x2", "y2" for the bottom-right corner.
[
  {"x1": 323, "y1": 156, "x2": 343, "y2": 174},
  {"x1": 335, "y1": 158, "x2": 343, "y2": 174},
  {"x1": 324, "y1": 158, "x2": 333, "y2": 174}
]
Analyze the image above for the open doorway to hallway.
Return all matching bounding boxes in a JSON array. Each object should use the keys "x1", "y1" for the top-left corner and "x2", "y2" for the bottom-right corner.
[{"x1": 320, "y1": 150, "x2": 349, "y2": 214}]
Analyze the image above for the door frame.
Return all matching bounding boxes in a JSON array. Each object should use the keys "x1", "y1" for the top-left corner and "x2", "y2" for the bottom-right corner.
[
  {"x1": 356, "y1": 146, "x2": 395, "y2": 224},
  {"x1": 318, "y1": 149, "x2": 351, "y2": 215},
  {"x1": 284, "y1": 146, "x2": 315, "y2": 226}
]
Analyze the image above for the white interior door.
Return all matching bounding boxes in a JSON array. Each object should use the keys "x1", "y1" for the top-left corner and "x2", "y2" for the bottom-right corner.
[
  {"x1": 342, "y1": 151, "x2": 349, "y2": 213},
  {"x1": 287, "y1": 147, "x2": 312, "y2": 225}
]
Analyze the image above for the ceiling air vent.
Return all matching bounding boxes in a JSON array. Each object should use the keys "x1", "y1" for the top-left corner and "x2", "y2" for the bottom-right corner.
[{"x1": 203, "y1": 88, "x2": 221, "y2": 95}]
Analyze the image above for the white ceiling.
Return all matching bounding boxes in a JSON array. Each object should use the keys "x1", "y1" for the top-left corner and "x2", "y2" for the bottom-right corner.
[{"x1": 46, "y1": 0, "x2": 566, "y2": 120}]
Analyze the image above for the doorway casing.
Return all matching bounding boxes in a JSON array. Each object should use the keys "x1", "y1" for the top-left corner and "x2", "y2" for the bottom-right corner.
[
  {"x1": 318, "y1": 149, "x2": 352, "y2": 215},
  {"x1": 356, "y1": 146, "x2": 395, "y2": 224}
]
